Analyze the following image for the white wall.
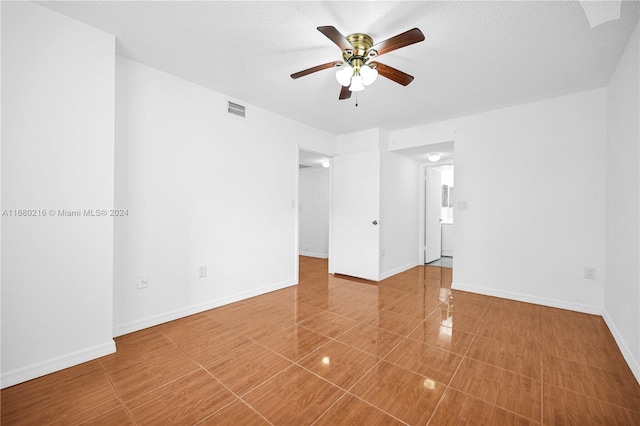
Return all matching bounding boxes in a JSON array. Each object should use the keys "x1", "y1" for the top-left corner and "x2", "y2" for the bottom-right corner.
[
  {"x1": 299, "y1": 167, "x2": 330, "y2": 258},
  {"x1": 114, "y1": 57, "x2": 335, "y2": 335},
  {"x1": 380, "y1": 133, "x2": 420, "y2": 279},
  {"x1": 1, "y1": 2, "x2": 115, "y2": 387},
  {"x1": 391, "y1": 89, "x2": 607, "y2": 313},
  {"x1": 299, "y1": 138, "x2": 336, "y2": 158},
  {"x1": 604, "y1": 21, "x2": 640, "y2": 383},
  {"x1": 335, "y1": 128, "x2": 380, "y2": 155}
]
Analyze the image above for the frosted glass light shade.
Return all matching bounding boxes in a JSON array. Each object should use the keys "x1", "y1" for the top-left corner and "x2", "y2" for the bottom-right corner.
[
  {"x1": 349, "y1": 75, "x2": 365, "y2": 92},
  {"x1": 335, "y1": 65, "x2": 353, "y2": 87},
  {"x1": 428, "y1": 153, "x2": 441, "y2": 162},
  {"x1": 360, "y1": 65, "x2": 378, "y2": 86}
]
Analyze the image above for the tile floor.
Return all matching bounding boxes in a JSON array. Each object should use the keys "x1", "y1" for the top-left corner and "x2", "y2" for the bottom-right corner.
[
  {"x1": 2, "y1": 257, "x2": 640, "y2": 425},
  {"x1": 426, "y1": 256, "x2": 453, "y2": 268}
]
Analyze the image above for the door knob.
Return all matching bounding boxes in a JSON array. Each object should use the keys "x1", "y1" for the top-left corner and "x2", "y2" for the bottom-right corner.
[{"x1": 372, "y1": 220, "x2": 378, "y2": 225}]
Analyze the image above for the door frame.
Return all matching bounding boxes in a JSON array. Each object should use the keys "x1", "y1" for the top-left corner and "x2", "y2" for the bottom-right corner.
[
  {"x1": 417, "y1": 164, "x2": 443, "y2": 264},
  {"x1": 424, "y1": 166, "x2": 443, "y2": 264},
  {"x1": 296, "y1": 147, "x2": 334, "y2": 279},
  {"x1": 418, "y1": 164, "x2": 427, "y2": 264}
]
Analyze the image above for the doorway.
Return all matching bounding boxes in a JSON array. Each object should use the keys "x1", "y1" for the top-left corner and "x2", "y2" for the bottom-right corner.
[
  {"x1": 424, "y1": 164, "x2": 454, "y2": 268},
  {"x1": 298, "y1": 149, "x2": 331, "y2": 260},
  {"x1": 388, "y1": 140, "x2": 455, "y2": 268}
]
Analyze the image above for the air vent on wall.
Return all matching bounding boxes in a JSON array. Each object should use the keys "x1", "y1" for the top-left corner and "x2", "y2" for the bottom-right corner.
[{"x1": 227, "y1": 101, "x2": 246, "y2": 118}]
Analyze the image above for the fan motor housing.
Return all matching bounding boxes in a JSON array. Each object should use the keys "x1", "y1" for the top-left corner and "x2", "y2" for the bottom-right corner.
[{"x1": 343, "y1": 33, "x2": 374, "y2": 63}]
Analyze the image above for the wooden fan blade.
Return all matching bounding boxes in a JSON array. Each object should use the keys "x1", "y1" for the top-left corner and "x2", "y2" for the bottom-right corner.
[
  {"x1": 339, "y1": 85, "x2": 352, "y2": 100},
  {"x1": 291, "y1": 61, "x2": 341, "y2": 79},
  {"x1": 317, "y1": 26, "x2": 353, "y2": 51},
  {"x1": 369, "y1": 28, "x2": 425, "y2": 57},
  {"x1": 371, "y1": 62, "x2": 415, "y2": 86}
]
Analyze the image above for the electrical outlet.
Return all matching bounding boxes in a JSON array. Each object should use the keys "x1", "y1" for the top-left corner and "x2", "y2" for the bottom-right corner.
[
  {"x1": 584, "y1": 267, "x2": 596, "y2": 280},
  {"x1": 198, "y1": 265, "x2": 207, "y2": 278},
  {"x1": 137, "y1": 274, "x2": 149, "y2": 289}
]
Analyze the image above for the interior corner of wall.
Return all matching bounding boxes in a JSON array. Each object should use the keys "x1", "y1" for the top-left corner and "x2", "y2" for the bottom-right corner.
[{"x1": 602, "y1": 308, "x2": 640, "y2": 385}]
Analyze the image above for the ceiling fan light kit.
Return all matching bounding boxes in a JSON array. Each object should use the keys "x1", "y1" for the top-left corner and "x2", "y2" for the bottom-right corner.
[
  {"x1": 349, "y1": 75, "x2": 365, "y2": 92},
  {"x1": 359, "y1": 64, "x2": 378, "y2": 86},
  {"x1": 291, "y1": 25, "x2": 425, "y2": 100},
  {"x1": 335, "y1": 65, "x2": 354, "y2": 86},
  {"x1": 335, "y1": 63, "x2": 377, "y2": 91}
]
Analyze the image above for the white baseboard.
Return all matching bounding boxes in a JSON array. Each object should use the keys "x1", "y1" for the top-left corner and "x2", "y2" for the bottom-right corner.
[
  {"x1": 113, "y1": 277, "x2": 298, "y2": 337},
  {"x1": 602, "y1": 309, "x2": 640, "y2": 385},
  {"x1": 299, "y1": 252, "x2": 329, "y2": 259},
  {"x1": 451, "y1": 281, "x2": 602, "y2": 315},
  {"x1": 1, "y1": 340, "x2": 116, "y2": 389},
  {"x1": 380, "y1": 261, "x2": 420, "y2": 281}
]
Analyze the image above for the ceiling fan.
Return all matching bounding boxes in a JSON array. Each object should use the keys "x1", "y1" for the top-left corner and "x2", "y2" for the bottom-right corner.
[{"x1": 290, "y1": 26, "x2": 425, "y2": 100}]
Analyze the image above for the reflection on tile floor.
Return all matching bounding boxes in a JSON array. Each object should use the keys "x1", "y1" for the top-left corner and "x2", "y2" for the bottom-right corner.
[{"x1": 2, "y1": 256, "x2": 640, "y2": 425}]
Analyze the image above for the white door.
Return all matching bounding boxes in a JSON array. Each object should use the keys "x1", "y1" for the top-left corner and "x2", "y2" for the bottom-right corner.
[
  {"x1": 330, "y1": 150, "x2": 380, "y2": 281},
  {"x1": 425, "y1": 167, "x2": 442, "y2": 264}
]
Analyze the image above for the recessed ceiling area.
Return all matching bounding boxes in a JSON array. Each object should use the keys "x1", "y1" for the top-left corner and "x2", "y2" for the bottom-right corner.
[
  {"x1": 39, "y1": 1, "x2": 640, "y2": 135},
  {"x1": 392, "y1": 141, "x2": 454, "y2": 166},
  {"x1": 299, "y1": 150, "x2": 331, "y2": 169},
  {"x1": 300, "y1": 143, "x2": 453, "y2": 169}
]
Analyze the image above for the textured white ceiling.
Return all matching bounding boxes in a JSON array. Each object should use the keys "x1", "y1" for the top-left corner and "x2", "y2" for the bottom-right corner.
[{"x1": 39, "y1": 1, "x2": 640, "y2": 135}]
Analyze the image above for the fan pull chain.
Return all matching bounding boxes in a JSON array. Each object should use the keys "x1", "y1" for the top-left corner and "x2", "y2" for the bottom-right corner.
[{"x1": 355, "y1": 92, "x2": 358, "y2": 107}]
